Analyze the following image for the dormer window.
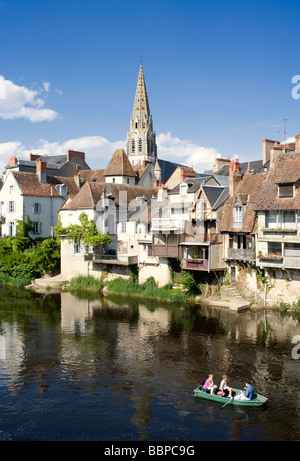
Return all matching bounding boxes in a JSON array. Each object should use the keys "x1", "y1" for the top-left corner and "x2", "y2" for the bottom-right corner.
[
  {"x1": 278, "y1": 183, "x2": 294, "y2": 197},
  {"x1": 234, "y1": 206, "x2": 243, "y2": 223}
]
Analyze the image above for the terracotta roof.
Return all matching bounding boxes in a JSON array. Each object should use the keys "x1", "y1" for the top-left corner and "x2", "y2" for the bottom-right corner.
[
  {"x1": 12, "y1": 172, "x2": 79, "y2": 198},
  {"x1": 104, "y1": 149, "x2": 136, "y2": 177},
  {"x1": 220, "y1": 173, "x2": 266, "y2": 233},
  {"x1": 254, "y1": 152, "x2": 300, "y2": 211},
  {"x1": 77, "y1": 169, "x2": 105, "y2": 184},
  {"x1": 62, "y1": 181, "x2": 157, "y2": 210}
]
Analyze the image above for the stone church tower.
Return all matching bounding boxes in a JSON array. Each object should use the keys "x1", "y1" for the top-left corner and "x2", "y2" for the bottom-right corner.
[{"x1": 127, "y1": 61, "x2": 157, "y2": 166}]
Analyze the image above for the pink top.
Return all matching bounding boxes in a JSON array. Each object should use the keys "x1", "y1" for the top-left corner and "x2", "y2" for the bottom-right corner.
[{"x1": 203, "y1": 378, "x2": 212, "y2": 388}]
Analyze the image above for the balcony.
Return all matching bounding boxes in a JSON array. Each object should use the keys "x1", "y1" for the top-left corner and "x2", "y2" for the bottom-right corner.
[
  {"x1": 226, "y1": 248, "x2": 254, "y2": 262},
  {"x1": 261, "y1": 227, "x2": 297, "y2": 234},
  {"x1": 181, "y1": 258, "x2": 209, "y2": 271},
  {"x1": 84, "y1": 253, "x2": 138, "y2": 266},
  {"x1": 151, "y1": 218, "x2": 185, "y2": 233},
  {"x1": 152, "y1": 244, "x2": 180, "y2": 258}
]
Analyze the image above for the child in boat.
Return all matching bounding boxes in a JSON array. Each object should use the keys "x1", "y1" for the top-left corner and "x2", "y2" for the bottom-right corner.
[
  {"x1": 217, "y1": 374, "x2": 233, "y2": 398},
  {"x1": 203, "y1": 374, "x2": 217, "y2": 394}
]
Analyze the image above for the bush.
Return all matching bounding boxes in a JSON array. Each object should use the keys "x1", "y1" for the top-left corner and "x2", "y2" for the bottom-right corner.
[{"x1": 0, "y1": 236, "x2": 61, "y2": 287}]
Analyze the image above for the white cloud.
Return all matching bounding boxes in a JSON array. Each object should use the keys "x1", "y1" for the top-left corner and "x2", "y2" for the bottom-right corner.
[
  {"x1": 43, "y1": 81, "x2": 51, "y2": 93},
  {"x1": 157, "y1": 132, "x2": 221, "y2": 172},
  {"x1": 0, "y1": 75, "x2": 58, "y2": 122},
  {"x1": 0, "y1": 132, "x2": 220, "y2": 176}
]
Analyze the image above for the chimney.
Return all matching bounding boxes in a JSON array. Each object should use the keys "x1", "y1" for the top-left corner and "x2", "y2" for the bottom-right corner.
[
  {"x1": 29, "y1": 153, "x2": 41, "y2": 161},
  {"x1": 180, "y1": 167, "x2": 196, "y2": 182},
  {"x1": 229, "y1": 159, "x2": 242, "y2": 196},
  {"x1": 157, "y1": 186, "x2": 168, "y2": 202},
  {"x1": 67, "y1": 150, "x2": 85, "y2": 162},
  {"x1": 36, "y1": 159, "x2": 47, "y2": 183},
  {"x1": 8, "y1": 156, "x2": 18, "y2": 166},
  {"x1": 213, "y1": 156, "x2": 231, "y2": 173},
  {"x1": 262, "y1": 139, "x2": 276, "y2": 165},
  {"x1": 295, "y1": 134, "x2": 300, "y2": 152}
]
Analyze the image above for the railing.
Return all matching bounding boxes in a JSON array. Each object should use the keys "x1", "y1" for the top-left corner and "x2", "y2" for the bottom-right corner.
[
  {"x1": 262, "y1": 227, "x2": 297, "y2": 233},
  {"x1": 227, "y1": 248, "x2": 254, "y2": 261},
  {"x1": 152, "y1": 244, "x2": 179, "y2": 258},
  {"x1": 84, "y1": 253, "x2": 138, "y2": 265},
  {"x1": 181, "y1": 258, "x2": 209, "y2": 270},
  {"x1": 151, "y1": 218, "x2": 186, "y2": 232}
]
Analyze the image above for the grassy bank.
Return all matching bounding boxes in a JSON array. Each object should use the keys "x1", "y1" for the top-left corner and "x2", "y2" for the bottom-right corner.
[
  {"x1": 105, "y1": 276, "x2": 194, "y2": 303},
  {"x1": 63, "y1": 274, "x2": 195, "y2": 303}
]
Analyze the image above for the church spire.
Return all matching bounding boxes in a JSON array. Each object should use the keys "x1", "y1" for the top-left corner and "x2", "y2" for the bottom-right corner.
[
  {"x1": 127, "y1": 61, "x2": 157, "y2": 166},
  {"x1": 132, "y1": 62, "x2": 151, "y2": 118}
]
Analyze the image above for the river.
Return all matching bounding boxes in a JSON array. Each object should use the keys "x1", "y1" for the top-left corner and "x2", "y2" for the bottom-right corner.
[{"x1": 0, "y1": 285, "x2": 299, "y2": 441}]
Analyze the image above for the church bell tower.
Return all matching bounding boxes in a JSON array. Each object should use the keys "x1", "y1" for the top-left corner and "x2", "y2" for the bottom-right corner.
[{"x1": 127, "y1": 61, "x2": 157, "y2": 166}]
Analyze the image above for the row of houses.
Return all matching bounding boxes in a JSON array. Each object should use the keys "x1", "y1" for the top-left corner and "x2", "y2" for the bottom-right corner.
[
  {"x1": 2, "y1": 135, "x2": 300, "y2": 304},
  {"x1": 18, "y1": 135, "x2": 295, "y2": 305}
]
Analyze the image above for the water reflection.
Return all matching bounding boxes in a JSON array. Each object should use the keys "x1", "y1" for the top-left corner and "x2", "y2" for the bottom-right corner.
[{"x1": 0, "y1": 286, "x2": 299, "y2": 441}]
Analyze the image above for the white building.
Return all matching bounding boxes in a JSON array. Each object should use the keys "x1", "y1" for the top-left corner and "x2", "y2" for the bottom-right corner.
[{"x1": 0, "y1": 159, "x2": 79, "y2": 239}]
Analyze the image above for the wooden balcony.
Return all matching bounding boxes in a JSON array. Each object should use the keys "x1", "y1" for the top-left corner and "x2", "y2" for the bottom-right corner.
[
  {"x1": 181, "y1": 258, "x2": 209, "y2": 271},
  {"x1": 152, "y1": 244, "x2": 180, "y2": 258}
]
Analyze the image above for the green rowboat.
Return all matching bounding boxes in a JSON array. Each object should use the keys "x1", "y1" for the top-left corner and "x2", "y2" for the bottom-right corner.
[{"x1": 193, "y1": 385, "x2": 268, "y2": 407}]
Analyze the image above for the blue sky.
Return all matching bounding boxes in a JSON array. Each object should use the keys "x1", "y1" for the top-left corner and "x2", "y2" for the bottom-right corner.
[{"x1": 1, "y1": 0, "x2": 300, "y2": 173}]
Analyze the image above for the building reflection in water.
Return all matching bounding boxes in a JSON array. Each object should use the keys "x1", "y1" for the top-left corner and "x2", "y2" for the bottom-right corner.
[{"x1": 0, "y1": 288, "x2": 299, "y2": 440}]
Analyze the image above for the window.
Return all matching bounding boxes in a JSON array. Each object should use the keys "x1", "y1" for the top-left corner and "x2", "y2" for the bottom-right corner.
[
  {"x1": 147, "y1": 245, "x2": 153, "y2": 257},
  {"x1": 72, "y1": 241, "x2": 81, "y2": 254},
  {"x1": 278, "y1": 183, "x2": 293, "y2": 197},
  {"x1": 234, "y1": 206, "x2": 242, "y2": 222},
  {"x1": 268, "y1": 242, "x2": 282, "y2": 255},
  {"x1": 138, "y1": 138, "x2": 142, "y2": 152},
  {"x1": 8, "y1": 201, "x2": 15, "y2": 213},
  {"x1": 9, "y1": 222, "x2": 15, "y2": 237},
  {"x1": 112, "y1": 178, "x2": 115, "y2": 183},
  {"x1": 284, "y1": 211, "x2": 295, "y2": 224},
  {"x1": 33, "y1": 203, "x2": 41, "y2": 214},
  {"x1": 33, "y1": 222, "x2": 42, "y2": 234},
  {"x1": 10, "y1": 185, "x2": 14, "y2": 194},
  {"x1": 131, "y1": 139, "x2": 135, "y2": 153},
  {"x1": 127, "y1": 178, "x2": 130, "y2": 184},
  {"x1": 266, "y1": 211, "x2": 277, "y2": 228},
  {"x1": 121, "y1": 222, "x2": 126, "y2": 233}
]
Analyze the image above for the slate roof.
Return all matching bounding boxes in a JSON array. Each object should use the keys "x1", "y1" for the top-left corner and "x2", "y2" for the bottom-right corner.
[
  {"x1": 157, "y1": 159, "x2": 186, "y2": 184},
  {"x1": 202, "y1": 185, "x2": 229, "y2": 210},
  {"x1": 254, "y1": 152, "x2": 300, "y2": 211},
  {"x1": 205, "y1": 160, "x2": 264, "y2": 177}
]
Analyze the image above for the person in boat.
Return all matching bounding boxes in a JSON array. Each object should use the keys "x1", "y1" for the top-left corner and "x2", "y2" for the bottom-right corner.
[
  {"x1": 234, "y1": 380, "x2": 255, "y2": 400},
  {"x1": 203, "y1": 374, "x2": 217, "y2": 394},
  {"x1": 217, "y1": 374, "x2": 233, "y2": 398}
]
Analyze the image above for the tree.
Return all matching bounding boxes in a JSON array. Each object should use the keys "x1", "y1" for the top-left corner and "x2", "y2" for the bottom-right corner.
[{"x1": 54, "y1": 212, "x2": 112, "y2": 249}]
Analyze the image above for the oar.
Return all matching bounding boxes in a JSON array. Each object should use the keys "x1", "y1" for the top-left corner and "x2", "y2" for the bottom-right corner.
[{"x1": 221, "y1": 397, "x2": 233, "y2": 408}]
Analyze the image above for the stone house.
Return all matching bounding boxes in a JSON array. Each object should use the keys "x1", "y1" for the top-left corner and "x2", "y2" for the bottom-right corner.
[
  {"x1": 254, "y1": 150, "x2": 300, "y2": 303},
  {"x1": 58, "y1": 180, "x2": 157, "y2": 280},
  {"x1": 220, "y1": 160, "x2": 266, "y2": 295}
]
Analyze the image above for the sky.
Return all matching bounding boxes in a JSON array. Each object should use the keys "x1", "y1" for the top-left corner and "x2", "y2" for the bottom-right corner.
[{"x1": 1, "y1": 0, "x2": 300, "y2": 174}]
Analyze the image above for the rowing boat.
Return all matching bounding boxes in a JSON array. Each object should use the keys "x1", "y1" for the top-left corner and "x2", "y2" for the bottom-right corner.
[{"x1": 193, "y1": 385, "x2": 268, "y2": 407}]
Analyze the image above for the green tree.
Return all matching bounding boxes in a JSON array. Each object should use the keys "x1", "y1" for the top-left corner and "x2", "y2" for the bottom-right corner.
[{"x1": 55, "y1": 212, "x2": 112, "y2": 248}]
